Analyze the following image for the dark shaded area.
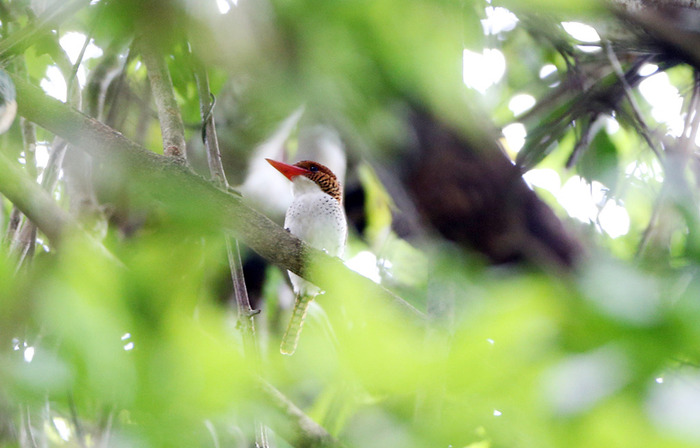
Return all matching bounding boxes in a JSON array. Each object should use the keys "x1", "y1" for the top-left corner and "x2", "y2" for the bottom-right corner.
[
  {"x1": 344, "y1": 182, "x2": 366, "y2": 236},
  {"x1": 401, "y1": 109, "x2": 583, "y2": 270},
  {"x1": 243, "y1": 251, "x2": 269, "y2": 310},
  {"x1": 621, "y1": 2, "x2": 700, "y2": 72}
]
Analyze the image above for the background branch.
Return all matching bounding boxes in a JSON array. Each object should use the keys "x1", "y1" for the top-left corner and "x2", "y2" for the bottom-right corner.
[
  {"x1": 193, "y1": 61, "x2": 227, "y2": 186},
  {"x1": 194, "y1": 57, "x2": 270, "y2": 448},
  {"x1": 0, "y1": 150, "x2": 75, "y2": 245},
  {"x1": 10, "y1": 118, "x2": 39, "y2": 265},
  {"x1": 257, "y1": 379, "x2": 345, "y2": 448},
  {"x1": 0, "y1": 0, "x2": 89, "y2": 59},
  {"x1": 135, "y1": 37, "x2": 187, "y2": 159}
]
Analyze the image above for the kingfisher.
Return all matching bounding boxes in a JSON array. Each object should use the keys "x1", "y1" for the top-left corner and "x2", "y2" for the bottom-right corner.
[{"x1": 266, "y1": 158, "x2": 347, "y2": 355}]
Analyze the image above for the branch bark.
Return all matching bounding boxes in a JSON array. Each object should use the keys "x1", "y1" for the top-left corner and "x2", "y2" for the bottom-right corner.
[
  {"x1": 193, "y1": 62, "x2": 227, "y2": 186},
  {"x1": 257, "y1": 379, "x2": 345, "y2": 448},
  {"x1": 0, "y1": 149, "x2": 75, "y2": 245},
  {"x1": 0, "y1": 0, "x2": 89, "y2": 59},
  {"x1": 135, "y1": 37, "x2": 187, "y2": 159},
  {"x1": 194, "y1": 59, "x2": 270, "y2": 448},
  {"x1": 11, "y1": 118, "x2": 39, "y2": 263}
]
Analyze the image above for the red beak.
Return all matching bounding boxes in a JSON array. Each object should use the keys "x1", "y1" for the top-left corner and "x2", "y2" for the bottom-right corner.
[{"x1": 266, "y1": 158, "x2": 310, "y2": 181}]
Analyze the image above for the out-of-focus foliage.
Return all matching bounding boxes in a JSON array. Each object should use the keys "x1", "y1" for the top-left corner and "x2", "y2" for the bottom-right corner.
[{"x1": 2, "y1": 0, "x2": 700, "y2": 447}]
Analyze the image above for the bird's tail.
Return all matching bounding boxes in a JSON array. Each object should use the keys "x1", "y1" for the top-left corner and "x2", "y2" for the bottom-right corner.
[{"x1": 280, "y1": 294, "x2": 313, "y2": 355}]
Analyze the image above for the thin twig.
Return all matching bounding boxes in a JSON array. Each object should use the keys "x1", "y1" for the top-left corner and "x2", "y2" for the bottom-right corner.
[
  {"x1": 68, "y1": 394, "x2": 88, "y2": 448},
  {"x1": 635, "y1": 184, "x2": 665, "y2": 259},
  {"x1": 565, "y1": 113, "x2": 597, "y2": 168},
  {"x1": 13, "y1": 225, "x2": 37, "y2": 270},
  {"x1": 194, "y1": 62, "x2": 226, "y2": 186},
  {"x1": 10, "y1": 118, "x2": 38, "y2": 264},
  {"x1": 0, "y1": 0, "x2": 90, "y2": 59},
  {"x1": 96, "y1": 408, "x2": 114, "y2": 448},
  {"x1": 204, "y1": 420, "x2": 221, "y2": 448},
  {"x1": 21, "y1": 118, "x2": 37, "y2": 180},
  {"x1": 40, "y1": 139, "x2": 68, "y2": 192},
  {"x1": 605, "y1": 42, "x2": 664, "y2": 161},
  {"x1": 61, "y1": 17, "x2": 106, "y2": 235},
  {"x1": 228, "y1": 239, "x2": 269, "y2": 448},
  {"x1": 193, "y1": 56, "x2": 270, "y2": 448},
  {"x1": 636, "y1": 69, "x2": 700, "y2": 259},
  {"x1": 23, "y1": 405, "x2": 38, "y2": 448},
  {"x1": 11, "y1": 26, "x2": 87, "y2": 261},
  {"x1": 67, "y1": 1, "x2": 105, "y2": 100},
  {"x1": 682, "y1": 72, "x2": 700, "y2": 160},
  {"x1": 4, "y1": 53, "x2": 34, "y2": 257},
  {"x1": 104, "y1": 49, "x2": 134, "y2": 129},
  {"x1": 4, "y1": 207, "x2": 21, "y2": 245},
  {"x1": 257, "y1": 378, "x2": 346, "y2": 448}
]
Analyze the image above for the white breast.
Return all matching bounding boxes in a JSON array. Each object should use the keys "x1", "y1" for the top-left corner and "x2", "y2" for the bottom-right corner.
[{"x1": 284, "y1": 177, "x2": 347, "y2": 296}]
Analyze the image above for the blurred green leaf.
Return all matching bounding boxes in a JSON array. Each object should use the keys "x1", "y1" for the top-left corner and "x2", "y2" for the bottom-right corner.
[
  {"x1": 23, "y1": 46, "x2": 53, "y2": 82},
  {"x1": 579, "y1": 127, "x2": 619, "y2": 192},
  {"x1": 358, "y1": 162, "x2": 393, "y2": 246},
  {"x1": 3, "y1": 0, "x2": 700, "y2": 447}
]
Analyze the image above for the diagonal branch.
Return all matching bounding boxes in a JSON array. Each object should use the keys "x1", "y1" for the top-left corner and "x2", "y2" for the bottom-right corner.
[
  {"x1": 605, "y1": 42, "x2": 664, "y2": 161},
  {"x1": 11, "y1": 118, "x2": 39, "y2": 265},
  {"x1": 0, "y1": 149, "x2": 75, "y2": 245},
  {"x1": 0, "y1": 0, "x2": 90, "y2": 59},
  {"x1": 0, "y1": 140, "x2": 120, "y2": 268},
  {"x1": 257, "y1": 378, "x2": 345, "y2": 448}
]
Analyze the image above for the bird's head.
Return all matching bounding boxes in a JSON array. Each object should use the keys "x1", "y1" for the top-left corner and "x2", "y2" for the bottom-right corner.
[{"x1": 266, "y1": 158, "x2": 342, "y2": 202}]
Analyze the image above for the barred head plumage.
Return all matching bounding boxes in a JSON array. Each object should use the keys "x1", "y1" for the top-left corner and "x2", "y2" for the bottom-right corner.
[
  {"x1": 266, "y1": 158, "x2": 342, "y2": 203},
  {"x1": 292, "y1": 160, "x2": 342, "y2": 202}
]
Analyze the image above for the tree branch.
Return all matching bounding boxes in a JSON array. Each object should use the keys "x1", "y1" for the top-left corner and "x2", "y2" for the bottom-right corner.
[
  {"x1": 193, "y1": 61, "x2": 227, "y2": 186},
  {"x1": 0, "y1": 149, "x2": 75, "y2": 245},
  {"x1": 257, "y1": 379, "x2": 345, "y2": 448},
  {"x1": 11, "y1": 117, "x2": 39, "y2": 264},
  {"x1": 0, "y1": 0, "x2": 89, "y2": 59},
  {"x1": 194, "y1": 60, "x2": 270, "y2": 448},
  {"x1": 135, "y1": 38, "x2": 187, "y2": 159}
]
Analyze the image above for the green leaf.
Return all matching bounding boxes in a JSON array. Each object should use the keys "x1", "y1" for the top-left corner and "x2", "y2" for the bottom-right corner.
[{"x1": 578, "y1": 126, "x2": 619, "y2": 192}]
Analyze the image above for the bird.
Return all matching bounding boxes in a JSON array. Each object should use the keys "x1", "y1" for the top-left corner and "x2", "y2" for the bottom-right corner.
[{"x1": 266, "y1": 158, "x2": 347, "y2": 355}]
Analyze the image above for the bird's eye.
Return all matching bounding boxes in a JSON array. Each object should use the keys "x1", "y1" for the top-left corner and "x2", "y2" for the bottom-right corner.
[{"x1": 309, "y1": 165, "x2": 319, "y2": 172}]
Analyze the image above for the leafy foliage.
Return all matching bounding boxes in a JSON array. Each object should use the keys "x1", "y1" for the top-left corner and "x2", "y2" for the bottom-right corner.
[{"x1": 1, "y1": 0, "x2": 700, "y2": 447}]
